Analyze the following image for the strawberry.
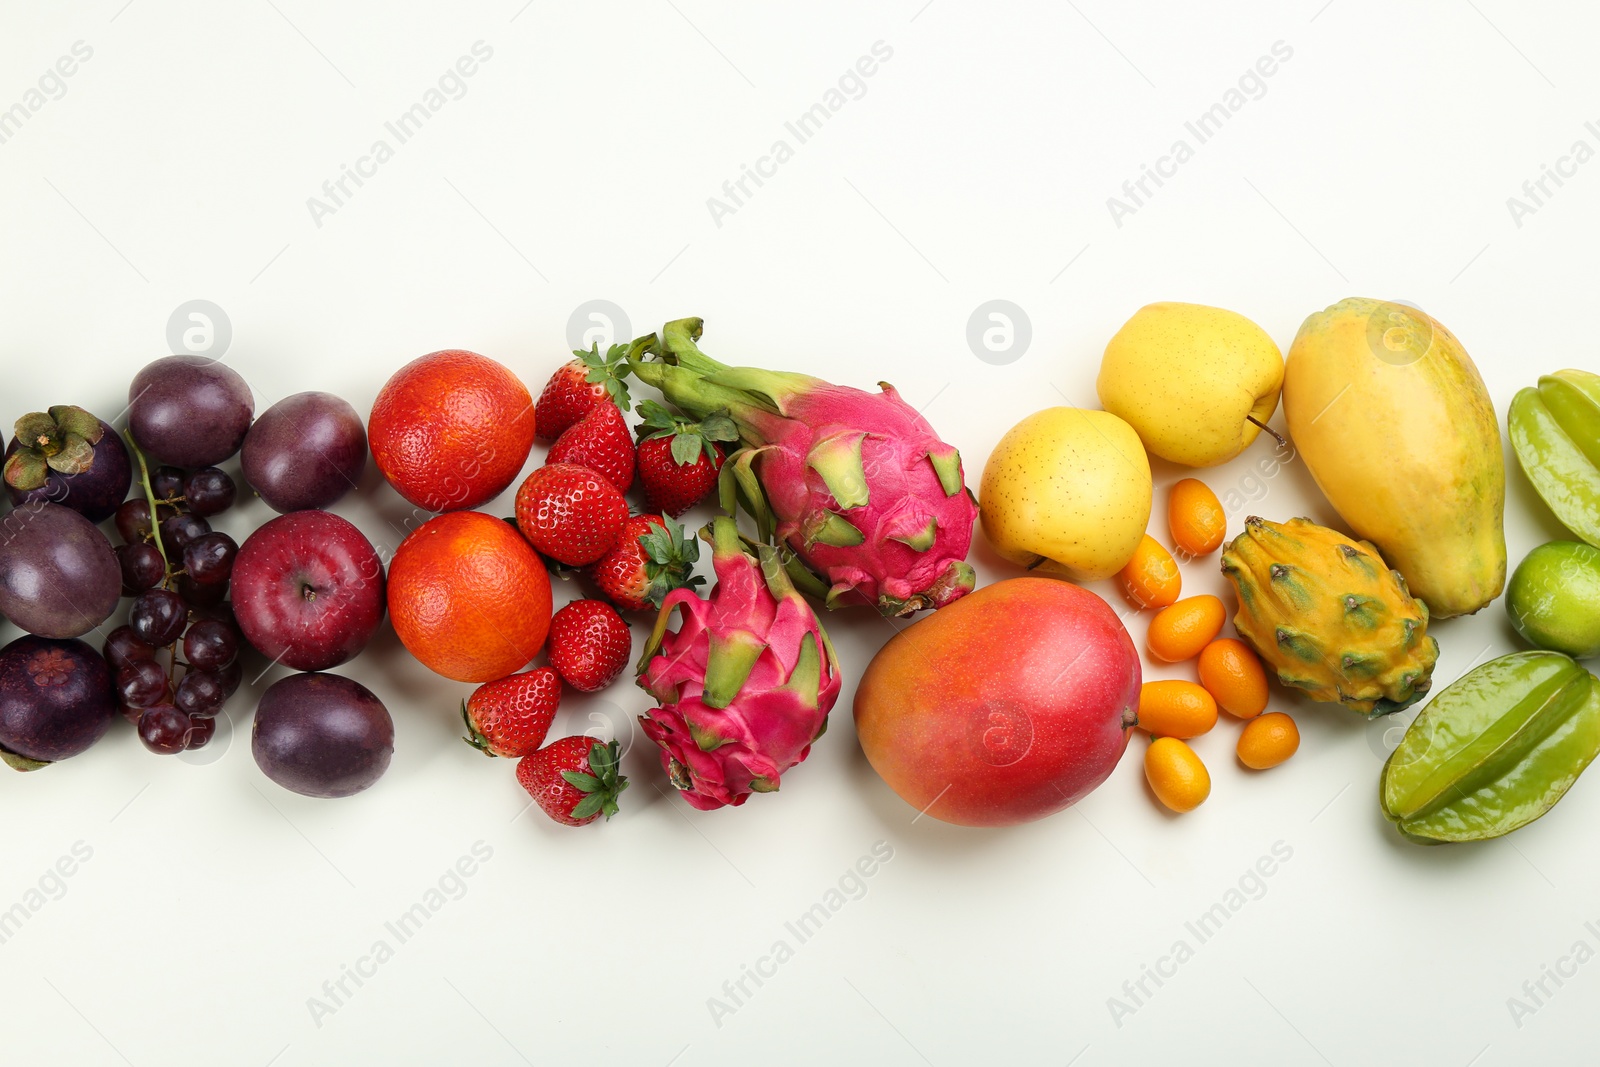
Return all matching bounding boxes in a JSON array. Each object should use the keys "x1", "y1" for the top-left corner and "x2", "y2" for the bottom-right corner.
[
  {"x1": 514, "y1": 463, "x2": 629, "y2": 566},
  {"x1": 547, "y1": 400, "x2": 635, "y2": 493},
  {"x1": 587, "y1": 514, "x2": 703, "y2": 612},
  {"x1": 516, "y1": 736, "x2": 628, "y2": 826},
  {"x1": 461, "y1": 667, "x2": 562, "y2": 758},
  {"x1": 535, "y1": 343, "x2": 632, "y2": 442},
  {"x1": 634, "y1": 401, "x2": 739, "y2": 517},
  {"x1": 547, "y1": 600, "x2": 631, "y2": 692}
]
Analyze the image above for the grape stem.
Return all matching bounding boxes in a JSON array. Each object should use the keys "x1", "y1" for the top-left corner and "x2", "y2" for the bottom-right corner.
[{"x1": 124, "y1": 430, "x2": 170, "y2": 569}]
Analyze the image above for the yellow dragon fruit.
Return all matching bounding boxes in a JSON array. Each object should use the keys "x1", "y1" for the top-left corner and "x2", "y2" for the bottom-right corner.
[
  {"x1": 1221, "y1": 516, "x2": 1439, "y2": 717},
  {"x1": 637, "y1": 517, "x2": 843, "y2": 810},
  {"x1": 627, "y1": 318, "x2": 978, "y2": 616}
]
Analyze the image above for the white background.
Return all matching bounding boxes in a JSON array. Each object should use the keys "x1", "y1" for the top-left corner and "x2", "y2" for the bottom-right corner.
[{"x1": 1, "y1": 2, "x2": 1595, "y2": 1064}]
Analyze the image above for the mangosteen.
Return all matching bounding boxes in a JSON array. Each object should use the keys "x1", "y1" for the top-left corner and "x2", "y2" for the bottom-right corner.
[
  {"x1": 0, "y1": 635, "x2": 116, "y2": 771},
  {"x1": 4, "y1": 406, "x2": 133, "y2": 524}
]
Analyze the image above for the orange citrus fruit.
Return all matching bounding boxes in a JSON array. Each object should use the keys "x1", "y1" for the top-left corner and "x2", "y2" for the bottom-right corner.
[
  {"x1": 1197, "y1": 638, "x2": 1269, "y2": 719},
  {"x1": 1145, "y1": 737, "x2": 1210, "y2": 813},
  {"x1": 1168, "y1": 478, "x2": 1226, "y2": 558},
  {"x1": 369, "y1": 350, "x2": 535, "y2": 512},
  {"x1": 1136, "y1": 680, "x2": 1217, "y2": 739},
  {"x1": 1118, "y1": 534, "x2": 1182, "y2": 609},
  {"x1": 387, "y1": 511, "x2": 552, "y2": 682},
  {"x1": 1146, "y1": 594, "x2": 1226, "y2": 663},
  {"x1": 1238, "y1": 712, "x2": 1299, "y2": 769}
]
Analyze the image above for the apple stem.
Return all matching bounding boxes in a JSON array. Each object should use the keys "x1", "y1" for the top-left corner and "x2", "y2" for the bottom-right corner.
[{"x1": 1246, "y1": 415, "x2": 1287, "y2": 448}]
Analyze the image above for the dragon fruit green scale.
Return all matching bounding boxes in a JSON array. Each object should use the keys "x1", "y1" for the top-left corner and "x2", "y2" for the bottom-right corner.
[
  {"x1": 637, "y1": 517, "x2": 842, "y2": 810},
  {"x1": 627, "y1": 318, "x2": 978, "y2": 616}
]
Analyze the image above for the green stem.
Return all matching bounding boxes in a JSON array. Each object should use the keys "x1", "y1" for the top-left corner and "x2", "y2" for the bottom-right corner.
[{"x1": 124, "y1": 430, "x2": 169, "y2": 569}]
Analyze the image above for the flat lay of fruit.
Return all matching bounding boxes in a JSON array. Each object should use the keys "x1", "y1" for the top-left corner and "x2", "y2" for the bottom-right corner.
[{"x1": 0, "y1": 300, "x2": 1589, "y2": 851}]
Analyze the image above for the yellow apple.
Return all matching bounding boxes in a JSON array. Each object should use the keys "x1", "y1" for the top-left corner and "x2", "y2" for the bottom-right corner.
[
  {"x1": 1096, "y1": 302, "x2": 1284, "y2": 467},
  {"x1": 980, "y1": 407, "x2": 1151, "y2": 581}
]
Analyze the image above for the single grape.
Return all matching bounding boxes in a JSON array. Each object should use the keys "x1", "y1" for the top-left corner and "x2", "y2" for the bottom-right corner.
[
  {"x1": 129, "y1": 589, "x2": 188, "y2": 646},
  {"x1": 127, "y1": 356, "x2": 255, "y2": 469},
  {"x1": 182, "y1": 468, "x2": 236, "y2": 516},
  {"x1": 174, "y1": 669, "x2": 226, "y2": 718},
  {"x1": 183, "y1": 532, "x2": 238, "y2": 586},
  {"x1": 151, "y1": 466, "x2": 185, "y2": 502},
  {"x1": 183, "y1": 618, "x2": 238, "y2": 671},
  {"x1": 117, "y1": 659, "x2": 169, "y2": 709},
  {"x1": 114, "y1": 499, "x2": 152, "y2": 543},
  {"x1": 116, "y1": 542, "x2": 167, "y2": 594},
  {"x1": 185, "y1": 715, "x2": 216, "y2": 749},
  {"x1": 137, "y1": 705, "x2": 191, "y2": 755},
  {"x1": 215, "y1": 659, "x2": 243, "y2": 698},
  {"x1": 104, "y1": 626, "x2": 158, "y2": 672},
  {"x1": 174, "y1": 573, "x2": 227, "y2": 608},
  {"x1": 113, "y1": 498, "x2": 178, "y2": 544},
  {"x1": 160, "y1": 512, "x2": 211, "y2": 553}
]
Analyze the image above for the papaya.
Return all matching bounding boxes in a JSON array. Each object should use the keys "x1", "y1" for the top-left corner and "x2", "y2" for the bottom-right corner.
[{"x1": 1283, "y1": 298, "x2": 1505, "y2": 618}]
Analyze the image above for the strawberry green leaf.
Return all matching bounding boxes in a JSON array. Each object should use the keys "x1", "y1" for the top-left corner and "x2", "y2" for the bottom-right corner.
[
  {"x1": 669, "y1": 430, "x2": 702, "y2": 467},
  {"x1": 562, "y1": 769, "x2": 603, "y2": 792},
  {"x1": 571, "y1": 793, "x2": 606, "y2": 820},
  {"x1": 576, "y1": 343, "x2": 634, "y2": 411},
  {"x1": 700, "y1": 412, "x2": 739, "y2": 443}
]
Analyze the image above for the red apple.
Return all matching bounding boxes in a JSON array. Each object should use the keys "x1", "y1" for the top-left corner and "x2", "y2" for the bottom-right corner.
[
  {"x1": 854, "y1": 577, "x2": 1140, "y2": 827},
  {"x1": 230, "y1": 511, "x2": 385, "y2": 672}
]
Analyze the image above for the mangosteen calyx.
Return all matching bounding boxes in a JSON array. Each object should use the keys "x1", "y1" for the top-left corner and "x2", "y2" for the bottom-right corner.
[
  {"x1": 0, "y1": 743, "x2": 51, "y2": 773},
  {"x1": 3, "y1": 406, "x2": 105, "y2": 490}
]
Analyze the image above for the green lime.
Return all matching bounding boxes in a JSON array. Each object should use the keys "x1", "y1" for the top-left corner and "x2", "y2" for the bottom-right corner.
[{"x1": 1506, "y1": 541, "x2": 1600, "y2": 659}]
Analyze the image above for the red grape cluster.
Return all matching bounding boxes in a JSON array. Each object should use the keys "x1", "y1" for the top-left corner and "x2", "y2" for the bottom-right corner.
[{"x1": 105, "y1": 465, "x2": 243, "y2": 754}]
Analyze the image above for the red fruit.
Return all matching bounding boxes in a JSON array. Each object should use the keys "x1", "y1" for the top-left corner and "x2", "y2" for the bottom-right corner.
[
  {"x1": 854, "y1": 578, "x2": 1140, "y2": 828},
  {"x1": 368, "y1": 350, "x2": 535, "y2": 512},
  {"x1": 514, "y1": 464, "x2": 628, "y2": 567},
  {"x1": 516, "y1": 737, "x2": 628, "y2": 827},
  {"x1": 587, "y1": 514, "x2": 702, "y2": 612},
  {"x1": 633, "y1": 401, "x2": 738, "y2": 517},
  {"x1": 462, "y1": 667, "x2": 562, "y2": 758},
  {"x1": 547, "y1": 600, "x2": 631, "y2": 692},
  {"x1": 535, "y1": 344, "x2": 633, "y2": 442},
  {"x1": 546, "y1": 402, "x2": 634, "y2": 493}
]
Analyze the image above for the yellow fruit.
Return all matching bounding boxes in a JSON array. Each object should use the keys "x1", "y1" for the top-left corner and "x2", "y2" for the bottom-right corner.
[
  {"x1": 1098, "y1": 302, "x2": 1285, "y2": 468},
  {"x1": 980, "y1": 407, "x2": 1152, "y2": 581},
  {"x1": 1118, "y1": 535, "x2": 1182, "y2": 609},
  {"x1": 1146, "y1": 595, "x2": 1226, "y2": 663},
  {"x1": 1168, "y1": 478, "x2": 1226, "y2": 557},
  {"x1": 1197, "y1": 638, "x2": 1269, "y2": 719},
  {"x1": 1136, "y1": 680, "x2": 1217, "y2": 738},
  {"x1": 1283, "y1": 298, "x2": 1505, "y2": 618},
  {"x1": 1145, "y1": 737, "x2": 1210, "y2": 812},
  {"x1": 1222, "y1": 517, "x2": 1438, "y2": 716},
  {"x1": 1237, "y1": 712, "x2": 1299, "y2": 769}
]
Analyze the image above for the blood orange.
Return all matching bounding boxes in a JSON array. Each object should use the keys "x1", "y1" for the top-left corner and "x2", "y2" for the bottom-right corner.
[
  {"x1": 369, "y1": 350, "x2": 535, "y2": 512},
  {"x1": 387, "y1": 511, "x2": 552, "y2": 683}
]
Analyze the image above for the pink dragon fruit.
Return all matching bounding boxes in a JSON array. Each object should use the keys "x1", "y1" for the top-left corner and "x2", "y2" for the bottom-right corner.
[
  {"x1": 637, "y1": 516, "x2": 842, "y2": 810},
  {"x1": 627, "y1": 317, "x2": 979, "y2": 616}
]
